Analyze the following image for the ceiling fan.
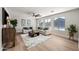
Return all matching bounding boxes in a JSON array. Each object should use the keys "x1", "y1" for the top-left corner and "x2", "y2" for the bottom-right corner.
[{"x1": 33, "y1": 13, "x2": 41, "y2": 17}]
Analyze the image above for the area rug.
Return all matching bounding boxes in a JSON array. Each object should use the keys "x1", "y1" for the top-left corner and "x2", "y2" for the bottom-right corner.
[{"x1": 21, "y1": 34, "x2": 50, "y2": 49}]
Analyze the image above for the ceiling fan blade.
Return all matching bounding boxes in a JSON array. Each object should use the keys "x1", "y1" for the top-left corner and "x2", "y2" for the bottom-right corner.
[{"x1": 32, "y1": 13, "x2": 41, "y2": 17}]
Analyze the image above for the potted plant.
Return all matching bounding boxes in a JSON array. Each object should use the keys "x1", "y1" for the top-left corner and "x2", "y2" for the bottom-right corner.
[
  {"x1": 67, "y1": 24, "x2": 78, "y2": 39},
  {"x1": 10, "y1": 19, "x2": 17, "y2": 28}
]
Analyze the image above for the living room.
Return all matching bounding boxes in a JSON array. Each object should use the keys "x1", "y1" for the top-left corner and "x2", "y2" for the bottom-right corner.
[{"x1": 1, "y1": 7, "x2": 79, "y2": 51}]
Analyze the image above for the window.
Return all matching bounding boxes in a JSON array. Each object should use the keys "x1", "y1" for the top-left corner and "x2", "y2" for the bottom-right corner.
[
  {"x1": 54, "y1": 17, "x2": 65, "y2": 31},
  {"x1": 44, "y1": 19, "x2": 51, "y2": 28},
  {"x1": 21, "y1": 19, "x2": 26, "y2": 26},
  {"x1": 27, "y1": 19, "x2": 31, "y2": 27},
  {"x1": 37, "y1": 19, "x2": 51, "y2": 28},
  {"x1": 21, "y1": 19, "x2": 31, "y2": 27}
]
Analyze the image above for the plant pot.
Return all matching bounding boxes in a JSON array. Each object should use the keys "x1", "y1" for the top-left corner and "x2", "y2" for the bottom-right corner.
[
  {"x1": 69, "y1": 32, "x2": 74, "y2": 40},
  {"x1": 69, "y1": 32, "x2": 74, "y2": 37}
]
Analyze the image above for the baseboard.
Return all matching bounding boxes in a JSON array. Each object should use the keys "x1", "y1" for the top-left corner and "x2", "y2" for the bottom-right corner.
[{"x1": 52, "y1": 33, "x2": 78, "y2": 42}]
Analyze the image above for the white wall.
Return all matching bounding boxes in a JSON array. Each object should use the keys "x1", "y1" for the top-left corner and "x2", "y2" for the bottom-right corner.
[
  {"x1": 0, "y1": 7, "x2": 2, "y2": 51},
  {"x1": 38, "y1": 8, "x2": 79, "y2": 41},
  {"x1": 5, "y1": 8, "x2": 36, "y2": 32}
]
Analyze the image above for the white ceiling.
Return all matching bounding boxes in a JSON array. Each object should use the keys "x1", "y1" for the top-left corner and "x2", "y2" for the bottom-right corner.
[{"x1": 6, "y1": 7, "x2": 78, "y2": 18}]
